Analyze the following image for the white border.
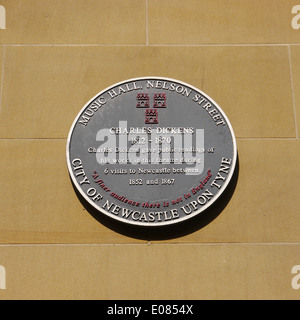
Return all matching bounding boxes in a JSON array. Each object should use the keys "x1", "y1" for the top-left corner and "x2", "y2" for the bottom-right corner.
[{"x1": 66, "y1": 77, "x2": 237, "y2": 227}]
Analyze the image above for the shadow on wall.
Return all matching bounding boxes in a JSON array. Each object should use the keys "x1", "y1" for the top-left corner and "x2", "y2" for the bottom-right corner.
[{"x1": 70, "y1": 154, "x2": 240, "y2": 241}]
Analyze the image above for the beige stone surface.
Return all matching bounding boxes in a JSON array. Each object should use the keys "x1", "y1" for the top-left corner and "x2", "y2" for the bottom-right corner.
[
  {"x1": 0, "y1": 139, "x2": 299, "y2": 245},
  {"x1": 0, "y1": 46, "x2": 295, "y2": 139},
  {"x1": 149, "y1": 0, "x2": 300, "y2": 45},
  {"x1": 0, "y1": 244, "x2": 299, "y2": 300},
  {"x1": 0, "y1": 46, "x2": 3, "y2": 107},
  {"x1": 163, "y1": 139, "x2": 300, "y2": 243},
  {"x1": 0, "y1": 0, "x2": 146, "y2": 44},
  {"x1": 290, "y1": 45, "x2": 300, "y2": 136},
  {"x1": 0, "y1": 139, "x2": 145, "y2": 244},
  {"x1": 0, "y1": 1, "x2": 299, "y2": 300}
]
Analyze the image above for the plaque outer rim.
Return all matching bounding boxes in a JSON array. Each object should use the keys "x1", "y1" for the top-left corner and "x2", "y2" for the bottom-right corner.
[{"x1": 66, "y1": 76, "x2": 237, "y2": 227}]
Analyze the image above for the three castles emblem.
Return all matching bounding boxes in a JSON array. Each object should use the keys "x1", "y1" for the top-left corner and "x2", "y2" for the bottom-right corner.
[{"x1": 136, "y1": 93, "x2": 166, "y2": 124}]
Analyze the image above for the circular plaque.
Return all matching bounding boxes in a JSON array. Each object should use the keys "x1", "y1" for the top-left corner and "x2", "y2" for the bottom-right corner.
[{"x1": 67, "y1": 77, "x2": 237, "y2": 227}]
